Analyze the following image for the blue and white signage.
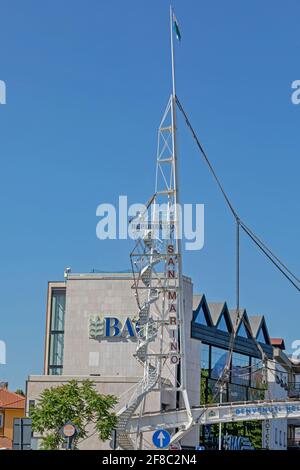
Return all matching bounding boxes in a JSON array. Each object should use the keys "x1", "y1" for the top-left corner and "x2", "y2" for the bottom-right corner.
[
  {"x1": 235, "y1": 404, "x2": 300, "y2": 417},
  {"x1": 89, "y1": 315, "x2": 139, "y2": 340},
  {"x1": 152, "y1": 429, "x2": 171, "y2": 449}
]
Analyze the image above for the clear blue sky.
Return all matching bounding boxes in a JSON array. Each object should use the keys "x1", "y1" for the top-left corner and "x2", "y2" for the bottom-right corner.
[{"x1": 0, "y1": 0, "x2": 299, "y2": 390}]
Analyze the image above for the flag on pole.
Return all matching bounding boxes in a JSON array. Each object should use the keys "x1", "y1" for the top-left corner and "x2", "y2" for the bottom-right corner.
[{"x1": 173, "y1": 13, "x2": 181, "y2": 41}]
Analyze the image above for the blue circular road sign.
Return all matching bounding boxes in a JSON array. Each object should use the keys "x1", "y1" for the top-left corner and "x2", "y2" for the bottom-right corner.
[{"x1": 152, "y1": 429, "x2": 171, "y2": 449}]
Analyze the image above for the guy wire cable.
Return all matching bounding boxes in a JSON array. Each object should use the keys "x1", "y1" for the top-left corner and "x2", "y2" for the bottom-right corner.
[{"x1": 175, "y1": 95, "x2": 300, "y2": 292}]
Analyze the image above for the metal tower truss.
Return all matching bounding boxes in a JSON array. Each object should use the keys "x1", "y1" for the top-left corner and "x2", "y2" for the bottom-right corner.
[{"x1": 116, "y1": 96, "x2": 193, "y2": 450}]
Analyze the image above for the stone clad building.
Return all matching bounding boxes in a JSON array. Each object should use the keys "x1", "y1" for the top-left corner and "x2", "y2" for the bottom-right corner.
[
  {"x1": 26, "y1": 272, "x2": 299, "y2": 450},
  {"x1": 27, "y1": 272, "x2": 200, "y2": 449}
]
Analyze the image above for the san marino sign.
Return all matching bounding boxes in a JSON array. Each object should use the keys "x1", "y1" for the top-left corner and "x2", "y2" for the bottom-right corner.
[{"x1": 89, "y1": 315, "x2": 138, "y2": 340}]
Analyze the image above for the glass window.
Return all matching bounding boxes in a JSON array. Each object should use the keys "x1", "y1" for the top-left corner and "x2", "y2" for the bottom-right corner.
[
  {"x1": 256, "y1": 327, "x2": 267, "y2": 344},
  {"x1": 237, "y1": 321, "x2": 250, "y2": 338},
  {"x1": 207, "y1": 379, "x2": 227, "y2": 402},
  {"x1": 51, "y1": 291, "x2": 65, "y2": 331},
  {"x1": 228, "y1": 383, "x2": 247, "y2": 402},
  {"x1": 231, "y1": 352, "x2": 250, "y2": 386},
  {"x1": 248, "y1": 387, "x2": 265, "y2": 401},
  {"x1": 279, "y1": 430, "x2": 282, "y2": 446},
  {"x1": 49, "y1": 366, "x2": 63, "y2": 376},
  {"x1": 48, "y1": 289, "x2": 66, "y2": 374},
  {"x1": 211, "y1": 347, "x2": 229, "y2": 380},
  {"x1": 195, "y1": 306, "x2": 208, "y2": 325},
  {"x1": 201, "y1": 343, "x2": 210, "y2": 375},
  {"x1": 28, "y1": 400, "x2": 35, "y2": 416},
  {"x1": 251, "y1": 357, "x2": 264, "y2": 388},
  {"x1": 49, "y1": 333, "x2": 64, "y2": 366},
  {"x1": 275, "y1": 428, "x2": 278, "y2": 444},
  {"x1": 217, "y1": 315, "x2": 230, "y2": 332}
]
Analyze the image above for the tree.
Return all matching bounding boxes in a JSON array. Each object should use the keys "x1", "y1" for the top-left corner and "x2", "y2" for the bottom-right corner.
[
  {"x1": 31, "y1": 380, "x2": 118, "y2": 450},
  {"x1": 15, "y1": 389, "x2": 25, "y2": 397}
]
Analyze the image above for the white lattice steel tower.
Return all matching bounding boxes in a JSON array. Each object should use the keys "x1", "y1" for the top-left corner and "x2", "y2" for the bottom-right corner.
[{"x1": 116, "y1": 7, "x2": 193, "y2": 449}]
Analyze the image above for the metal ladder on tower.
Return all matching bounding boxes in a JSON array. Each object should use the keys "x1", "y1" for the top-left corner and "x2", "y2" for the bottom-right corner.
[
  {"x1": 116, "y1": 229, "x2": 163, "y2": 450},
  {"x1": 116, "y1": 8, "x2": 194, "y2": 446}
]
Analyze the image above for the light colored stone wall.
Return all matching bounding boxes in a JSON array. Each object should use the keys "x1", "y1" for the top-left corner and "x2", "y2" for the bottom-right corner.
[
  {"x1": 27, "y1": 273, "x2": 200, "y2": 449},
  {"x1": 63, "y1": 276, "x2": 144, "y2": 378},
  {"x1": 180, "y1": 277, "x2": 201, "y2": 448}
]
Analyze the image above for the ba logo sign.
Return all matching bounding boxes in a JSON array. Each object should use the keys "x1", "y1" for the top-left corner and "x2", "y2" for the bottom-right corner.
[{"x1": 89, "y1": 316, "x2": 138, "y2": 340}]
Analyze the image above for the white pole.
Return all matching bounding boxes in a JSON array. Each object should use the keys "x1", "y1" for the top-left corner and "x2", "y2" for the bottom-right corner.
[
  {"x1": 169, "y1": 5, "x2": 192, "y2": 422},
  {"x1": 218, "y1": 385, "x2": 223, "y2": 450}
]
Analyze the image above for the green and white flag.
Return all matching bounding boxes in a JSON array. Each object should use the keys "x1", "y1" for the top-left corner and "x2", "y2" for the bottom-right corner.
[{"x1": 173, "y1": 13, "x2": 181, "y2": 41}]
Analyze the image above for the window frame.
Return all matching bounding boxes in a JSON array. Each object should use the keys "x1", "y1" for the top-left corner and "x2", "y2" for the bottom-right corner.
[
  {"x1": 216, "y1": 314, "x2": 230, "y2": 332},
  {"x1": 47, "y1": 289, "x2": 66, "y2": 375}
]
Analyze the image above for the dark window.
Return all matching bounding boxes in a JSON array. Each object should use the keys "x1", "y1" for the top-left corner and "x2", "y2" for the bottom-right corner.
[
  {"x1": 28, "y1": 400, "x2": 35, "y2": 416},
  {"x1": 48, "y1": 366, "x2": 63, "y2": 375},
  {"x1": 48, "y1": 289, "x2": 66, "y2": 375}
]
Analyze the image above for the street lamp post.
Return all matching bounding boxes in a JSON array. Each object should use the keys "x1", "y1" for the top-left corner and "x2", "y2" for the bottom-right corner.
[{"x1": 218, "y1": 384, "x2": 224, "y2": 450}]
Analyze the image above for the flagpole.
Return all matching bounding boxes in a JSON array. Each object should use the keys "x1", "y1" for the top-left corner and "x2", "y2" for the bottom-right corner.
[
  {"x1": 169, "y1": 5, "x2": 191, "y2": 414},
  {"x1": 170, "y1": 5, "x2": 176, "y2": 97}
]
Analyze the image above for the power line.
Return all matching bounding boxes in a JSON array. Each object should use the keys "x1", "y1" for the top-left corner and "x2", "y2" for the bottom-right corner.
[
  {"x1": 175, "y1": 95, "x2": 300, "y2": 293},
  {"x1": 240, "y1": 220, "x2": 300, "y2": 285},
  {"x1": 176, "y1": 94, "x2": 299, "y2": 420},
  {"x1": 240, "y1": 222, "x2": 300, "y2": 292}
]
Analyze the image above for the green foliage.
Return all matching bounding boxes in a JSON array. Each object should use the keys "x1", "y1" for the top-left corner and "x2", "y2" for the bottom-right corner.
[
  {"x1": 200, "y1": 373, "x2": 263, "y2": 449},
  {"x1": 31, "y1": 380, "x2": 118, "y2": 450},
  {"x1": 200, "y1": 372, "x2": 208, "y2": 405},
  {"x1": 224, "y1": 421, "x2": 262, "y2": 449},
  {"x1": 201, "y1": 370, "x2": 214, "y2": 405},
  {"x1": 15, "y1": 389, "x2": 25, "y2": 397},
  {"x1": 244, "y1": 421, "x2": 262, "y2": 449}
]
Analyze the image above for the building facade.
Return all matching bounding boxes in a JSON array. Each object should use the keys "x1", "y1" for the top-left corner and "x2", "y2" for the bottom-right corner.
[
  {"x1": 27, "y1": 273, "x2": 200, "y2": 449},
  {"x1": 0, "y1": 383, "x2": 25, "y2": 449},
  {"x1": 192, "y1": 295, "x2": 290, "y2": 450},
  {"x1": 271, "y1": 341, "x2": 300, "y2": 449},
  {"x1": 27, "y1": 272, "x2": 291, "y2": 450}
]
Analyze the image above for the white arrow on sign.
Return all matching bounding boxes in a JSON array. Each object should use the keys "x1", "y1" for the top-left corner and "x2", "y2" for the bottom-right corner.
[{"x1": 158, "y1": 431, "x2": 166, "y2": 448}]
